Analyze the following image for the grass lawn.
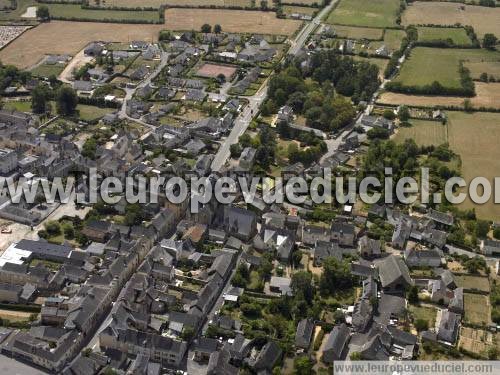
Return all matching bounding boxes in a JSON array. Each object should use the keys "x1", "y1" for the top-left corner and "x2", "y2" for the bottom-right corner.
[
  {"x1": 326, "y1": 0, "x2": 401, "y2": 28},
  {"x1": 248, "y1": 270, "x2": 263, "y2": 291},
  {"x1": 394, "y1": 119, "x2": 447, "y2": 147},
  {"x1": 45, "y1": 3, "x2": 160, "y2": 22},
  {"x1": 455, "y1": 275, "x2": 490, "y2": 293},
  {"x1": 31, "y1": 63, "x2": 65, "y2": 78},
  {"x1": 3, "y1": 100, "x2": 31, "y2": 112},
  {"x1": 332, "y1": 24, "x2": 384, "y2": 40},
  {"x1": 464, "y1": 293, "x2": 491, "y2": 326},
  {"x1": 383, "y1": 29, "x2": 407, "y2": 51},
  {"x1": 392, "y1": 47, "x2": 500, "y2": 90},
  {"x1": 0, "y1": 0, "x2": 35, "y2": 21},
  {"x1": 409, "y1": 304, "x2": 437, "y2": 328},
  {"x1": 417, "y1": 27, "x2": 473, "y2": 46},
  {"x1": 77, "y1": 104, "x2": 114, "y2": 122}
]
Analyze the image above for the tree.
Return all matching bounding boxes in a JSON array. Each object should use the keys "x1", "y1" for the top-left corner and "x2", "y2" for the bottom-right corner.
[
  {"x1": 483, "y1": 33, "x2": 498, "y2": 50},
  {"x1": 383, "y1": 109, "x2": 396, "y2": 120},
  {"x1": 493, "y1": 227, "x2": 500, "y2": 240},
  {"x1": 31, "y1": 84, "x2": 50, "y2": 114},
  {"x1": 350, "y1": 352, "x2": 362, "y2": 360},
  {"x1": 216, "y1": 73, "x2": 226, "y2": 83},
  {"x1": 408, "y1": 285, "x2": 419, "y2": 304},
  {"x1": 201, "y1": 24, "x2": 212, "y2": 33},
  {"x1": 319, "y1": 257, "x2": 353, "y2": 296},
  {"x1": 214, "y1": 24, "x2": 222, "y2": 34},
  {"x1": 291, "y1": 271, "x2": 314, "y2": 303},
  {"x1": 62, "y1": 222, "x2": 75, "y2": 240},
  {"x1": 414, "y1": 319, "x2": 428, "y2": 332},
  {"x1": 293, "y1": 356, "x2": 313, "y2": 375},
  {"x1": 36, "y1": 5, "x2": 50, "y2": 21},
  {"x1": 475, "y1": 220, "x2": 490, "y2": 238},
  {"x1": 230, "y1": 143, "x2": 242, "y2": 158},
  {"x1": 398, "y1": 105, "x2": 410, "y2": 121},
  {"x1": 44, "y1": 221, "x2": 61, "y2": 236},
  {"x1": 55, "y1": 86, "x2": 78, "y2": 116},
  {"x1": 463, "y1": 98, "x2": 474, "y2": 113},
  {"x1": 181, "y1": 326, "x2": 195, "y2": 341}
]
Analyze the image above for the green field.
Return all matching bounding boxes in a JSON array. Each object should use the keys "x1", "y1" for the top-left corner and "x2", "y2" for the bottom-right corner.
[
  {"x1": 417, "y1": 27, "x2": 473, "y2": 46},
  {"x1": 0, "y1": 0, "x2": 35, "y2": 20},
  {"x1": 383, "y1": 29, "x2": 406, "y2": 51},
  {"x1": 3, "y1": 100, "x2": 31, "y2": 112},
  {"x1": 332, "y1": 24, "x2": 384, "y2": 40},
  {"x1": 326, "y1": 0, "x2": 401, "y2": 28},
  {"x1": 455, "y1": 275, "x2": 490, "y2": 293},
  {"x1": 31, "y1": 64, "x2": 65, "y2": 78},
  {"x1": 77, "y1": 104, "x2": 115, "y2": 122},
  {"x1": 392, "y1": 47, "x2": 500, "y2": 90},
  {"x1": 394, "y1": 119, "x2": 447, "y2": 146},
  {"x1": 464, "y1": 293, "x2": 491, "y2": 326},
  {"x1": 45, "y1": 3, "x2": 160, "y2": 22},
  {"x1": 409, "y1": 305, "x2": 437, "y2": 328}
]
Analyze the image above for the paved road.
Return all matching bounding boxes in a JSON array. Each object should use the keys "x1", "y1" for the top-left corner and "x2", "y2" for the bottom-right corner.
[
  {"x1": 211, "y1": 1, "x2": 338, "y2": 172},
  {"x1": 119, "y1": 50, "x2": 170, "y2": 130}
]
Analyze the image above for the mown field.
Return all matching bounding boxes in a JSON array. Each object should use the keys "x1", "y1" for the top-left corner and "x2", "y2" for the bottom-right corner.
[
  {"x1": 326, "y1": 0, "x2": 401, "y2": 28},
  {"x1": 417, "y1": 26, "x2": 472, "y2": 46},
  {"x1": 464, "y1": 293, "x2": 491, "y2": 326},
  {"x1": 44, "y1": 3, "x2": 160, "y2": 22},
  {"x1": 393, "y1": 111, "x2": 500, "y2": 219},
  {"x1": 402, "y1": 1, "x2": 500, "y2": 37},
  {"x1": 466, "y1": 61, "x2": 500, "y2": 80},
  {"x1": 446, "y1": 112, "x2": 500, "y2": 219},
  {"x1": 393, "y1": 119, "x2": 447, "y2": 146},
  {"x1": 332, "y1": 25, "x2": 384, "y2": 40},
  {"x1": 391, "y1": 47, "x2": 500, "y2": 90},
  {"x1": 379, "y1": 82, "x2": 500, "y2": 109},
  {"x1": 164, "y1": 8, "x2": 301, "y2": 35},
  {"x1": 383, "y1": 29, "x2": 406, "y2": 50},
  {"x1": 0, "y1": 21, "x2": 163, "y2": 68},
  {"x1": 282, "y1": 5, "x2": 317, "y2": 16}
]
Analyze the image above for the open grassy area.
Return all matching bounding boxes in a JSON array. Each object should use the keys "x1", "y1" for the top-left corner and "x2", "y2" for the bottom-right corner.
[
  {"x1": 0, "y1": 0, "x2": 35, "y2": 21},
  {"x1": 379, "y1": 82, "x2": 500, "y2": 109},
  {"x1": 455, "y1": 275, "x2": 490, "y2": 293},
  {"x1": 464, "y1": 293, "x2": 491, "y2": 326},
  {"x1": 383, "y1": 29, "x2": 406, "y2": 50},
  {"x1": 409, "y1": 304, "x2": 437, "y2": 328},
  {"x1": 164, "y1": 8, "x2": 301, "y2": 35},
  {"x1": 466, "y1": 61, "x2": 500, "y2": 81},
  {"x1": 282, "y1": 5, "x2": 317, "y2": 16},
  {"x1": 3, "y1": 100, "x2": 31, "y2": 112},
  {"x1": 77, "y1": 104, "x2": 115, "y2": 122},
  {"x1": 332, "y1": 24, "x2": 384, "y2": 40},
  {"x1": 31, "y1": 63, "x2": 66, "y2": 78},
  {"x1": 446, "y1": 112, "x2": 500, "y2": 219},
  {"x1": 326, "y1": 0, "x2": 401, "y2": 28},
  {"x1": 45, "y1": 3, "x2": 160, "y2": 22},
  {"x1": 402, "y1": 1, "x2": 500, "y2": 37},
  {"x1": 394, "y1": 119, "x2": 447, "y2": 146},
  {"x1": 391, "y1": 47, "x2": 500, "y2": 90},
  {"x1": 417, "y1": 27, "x2": 473, "y2": 46}
]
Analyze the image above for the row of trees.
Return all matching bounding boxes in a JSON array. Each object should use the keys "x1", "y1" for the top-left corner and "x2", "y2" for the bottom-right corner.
[{"x1": 32, "y1": 84, "x2": 78, "y2": 116}]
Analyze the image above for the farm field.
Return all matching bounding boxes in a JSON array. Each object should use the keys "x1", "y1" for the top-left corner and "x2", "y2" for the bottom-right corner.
[
  {"x1": 417, "y1": 26, "x2": 472, "y2": 46},
  {"x1": 283, "y1": 0, "x2": 320, "y2": 4},
  {"x1": 383, "y1": 29, "x2": 406, "y2": 51},
  {"x1": 393, "y1": 119, "x2": 447, "y2": 146},
  {"x1": 464, "y1": 293, "x2": 491, "y2": 326},
  {"x1": 44, "y1": 3, "x2": 160, "y2": 22},
  {"x1": 332, "y1": 25, "x2": 384, "y2": 40},
  {"x1": 326, "y1": 0, "x2": 401, "y2": 28},
  {"x1": 446, "y1": 112, "x2": 500, "y2": 219},
  {"x1": 378, "y1": 82, "x2": 500, "y2": 110},
  {"x1": 391, "y1": 47, "x2": 500, "y2": 90},
  {"x1": 402, "y1": 2, "x2": 500, "y2": 37},
  {"x1": 164, "y1": 8, "x2": 301, "y2": 35},
  {"x1": 466, "y1": 61, "x2": 500, "y2": 80},
  {"x1": 0, "y1": 21, "x2": 162, "y2": 69},
  {"x1": 93, "y1": 0, "x2": 253, "y2": 7},
  {"x1": 282, "y1": 5, "x2": 317, "y2": 16}
]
